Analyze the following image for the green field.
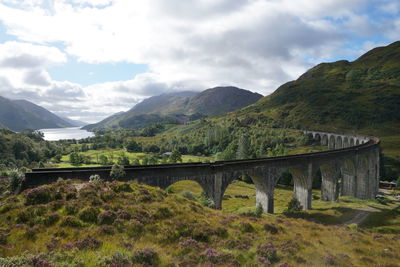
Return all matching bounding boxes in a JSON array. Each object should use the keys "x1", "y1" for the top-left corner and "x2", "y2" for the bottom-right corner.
[
  {"x1": 56, "y1": 149, "x2": 213, "y2": 167},
  {"x1": 167, "y1": 180, "x2": 400, "y2": 226}
]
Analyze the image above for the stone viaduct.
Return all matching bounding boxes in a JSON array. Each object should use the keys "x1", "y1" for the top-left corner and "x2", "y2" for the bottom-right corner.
[{"x1": 25, "y1": 130, "x2": 380, "y2": 213}]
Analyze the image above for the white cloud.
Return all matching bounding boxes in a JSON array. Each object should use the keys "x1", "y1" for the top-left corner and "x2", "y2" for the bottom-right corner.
[{"x1": 0, "y1": 0, "x2": 398, "y2": 122}]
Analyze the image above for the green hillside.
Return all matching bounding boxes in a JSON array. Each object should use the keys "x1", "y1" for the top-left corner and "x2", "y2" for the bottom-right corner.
[
  {"x1": 243, "y1": 41, "x2": 400, "y2": 132},
  {"x1": 0, "y1": 180, "x2": 399, "y2": 266},
  {"x1": 223, "y1": 41, "x2": 400, "y2": 178},
  {"x1": 0, "y1": 96, "x2": 73, "y2": 131}
]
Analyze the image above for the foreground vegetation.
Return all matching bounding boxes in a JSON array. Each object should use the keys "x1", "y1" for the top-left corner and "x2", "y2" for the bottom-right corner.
[{"x1": 0, "y1": 179, "x2": 399, "y2": 266}]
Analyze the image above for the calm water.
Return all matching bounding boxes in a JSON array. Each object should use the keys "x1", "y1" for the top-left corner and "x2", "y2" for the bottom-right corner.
[{"x1": 39, "y1": 127, "x2": 94, "y2": 141}]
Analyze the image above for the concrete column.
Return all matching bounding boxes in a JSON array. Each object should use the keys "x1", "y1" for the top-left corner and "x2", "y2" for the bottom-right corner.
[
  {"x1": 356, "y1": 155, "x2": 369, "y2": 199},
  {"x1": 341, "y1": 155, "x2": 357, "y2": 197},
  {"x1": 291, "y1": 163, "x2": 313, "y2": 210},
  {"x1": 320, "y1": 163, "x2": 340, "y2": 201},
  {"x1": 328, "y1": 135, "x2": 335, "y2": 149},
  {"x1": 212, "y1": 172, "x2": 223, "y2": 209},
  {"x1": 255, "y1": 187, "x2": 274, "y2": 213},
  {"x1": 252, "y1": 167, "x2": 281, "y2": 214}
]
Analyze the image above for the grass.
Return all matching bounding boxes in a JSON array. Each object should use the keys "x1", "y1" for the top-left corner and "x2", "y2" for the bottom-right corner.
[
  {"x1": 167, "y1": 180, "x2": 399, "y2": 225},
  {"x1": 55, "y1": 149, "x2": 213, "y2": 167},
  {"x1": 0, "y1": 180, "x2": 399, "y2": 266}
]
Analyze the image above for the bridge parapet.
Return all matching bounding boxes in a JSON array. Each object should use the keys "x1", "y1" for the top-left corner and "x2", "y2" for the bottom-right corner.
[{"x1": 25, "y1": 130, "x2": 380, "y2": 213}]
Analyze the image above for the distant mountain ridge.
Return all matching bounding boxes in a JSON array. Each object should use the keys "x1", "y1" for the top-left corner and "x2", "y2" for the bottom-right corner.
[
  {"x1": 59, "y1": 116, "x2": 88, "y2": 127},
  {"x1": 0, "y1": 96, "x2": 77, "y2": 131},
  {"x1": 84, "y1": 86, "x2": 263, "y2": 130}
]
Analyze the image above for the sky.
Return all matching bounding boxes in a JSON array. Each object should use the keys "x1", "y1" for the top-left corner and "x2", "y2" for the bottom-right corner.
[{"x1": 0, "y1": 0, "x2": 399, "y2": 123}]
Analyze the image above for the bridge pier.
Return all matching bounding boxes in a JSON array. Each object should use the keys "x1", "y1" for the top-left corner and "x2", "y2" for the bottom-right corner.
[
  {"x1": 290, "y1": 163, "x2": 313, "y2": 210},
  {"x1": 320, "y1": 162, "x2": 340, "y2": 202}
]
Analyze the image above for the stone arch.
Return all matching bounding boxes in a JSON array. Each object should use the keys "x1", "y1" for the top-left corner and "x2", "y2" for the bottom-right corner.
[
  {"x1": 321, "y1": 134, "x2": 328, "y2": 146},
  {"x1": 249, "y1": 167, "x2": 283, "y2": 214},
  {"x1": 356, "y1": 139, "x2": 360, "y2": 146},
  {"x1": 341, "y1": 158, "x2": 356, "y2": 197},
  {"x1": 343, "y1": 137, "x2": 349, "y2": 148},
  {"x1": 165, "y1": 179, "x2": 204, "y2": 198},
  {"x1": 349, "y1": 138, "x2": 355, "y2": 147},
  {"x1": 335, "y1": 136, "x2": 343, "y2": 149},
  {"x1": 328, "y1": 135, "x2": 336, "y2": 149}
]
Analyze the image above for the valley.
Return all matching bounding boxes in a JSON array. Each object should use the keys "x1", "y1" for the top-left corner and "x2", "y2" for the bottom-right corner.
[{"x1": 0, "y1": 41, "x2": 399, "y2": 266}]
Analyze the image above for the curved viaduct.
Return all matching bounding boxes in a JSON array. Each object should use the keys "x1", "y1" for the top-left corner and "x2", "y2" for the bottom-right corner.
[{"x1": 25, "y1": 130, "x2": 380, "y2": 213}]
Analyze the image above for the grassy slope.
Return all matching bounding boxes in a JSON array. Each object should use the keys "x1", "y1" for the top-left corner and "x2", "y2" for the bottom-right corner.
[
  {"x1": 223, "y1": 41, "x2": 400, "y2": 176},
  {"x1": 0, "y1": 180, "x2": 399, "y2": 266},
  {"x1": 169, "y1": 180, "x2": 400, "y2": 226}
]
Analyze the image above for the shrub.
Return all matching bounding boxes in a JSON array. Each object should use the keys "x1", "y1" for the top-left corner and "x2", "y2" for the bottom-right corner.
[
  {"x1": 41, "y1": 213, "x2": 60, "y2": 226},
  {"x1": 9, "y1": 169, "x2": 24, "y2": 192},
  {"x1": 199, "y1": 248, "x2": 234, "y2": 265},
  {"x1": 50, "y1": 200, "x2": 64, "y2": 211},
  {"x1": 285, "y1": 197, "x2": 303, "y2": 213},
  {"x1": 98, "y1": 210, "x2": 117, "y2": 225},
  {"x1": 125, "y1": 219, "x2": 144, "y2": 238},
  {"x1": 199, "y1": 193, "x2": 214, "y2": 208},
  {"x1": 29, "y1": 255, "x2": 53, "y2": 267},
  {"x1": 180, "y1": 190, "x2": 196, "y2": 201},
  {"x1": 16, "y1": 209, "x2": 33, "y2": 224},
  {"x1": 111, "y1": 182, "x2": 132, "y2": 193},
  {"x1": 257, "y1": 242, "x2": 279, "y2": 264},
  {"x1": 99, "y1": 252, "x2": 131, "y2": 267},
  {"x1": 100, "y1": 189, "x2": 116, "y2": 202},
  {"x1": 78, "y1": 207, "x2": 100, "y2": 223},
  {"x1": 65, "y1": 238, "x2": 102, "y2": 250},
  {"x1": 60, "y1": 216, "x2": 83, "y2": 227},
  {"x1": 32, "y1": 205, "x2": 48, "y2": 217},
  {"x1": 0, "y1": 233, "x2": 8, "y2": 245},
  {"x1": 239, "y1": 222, "x2": 254, "y2": 233},
  {"x1": 65, "y1": 203, "x2": 79, "y2": 215},
  {"x1": 98, "y1": 225, "x2": 115, "y2": 235},
  {"x1": 89, "y1": 174, "x2": 103, "y2": 183},
  {"x1": 25, "y1": 187, "x2": 53, "y2": 205},
  {"x1": 264, "y1": 223, "x2": 280, "y2": 234},
  {"x1": 24, "y1": 227, "x2": 38, "y2": 240},
  {"x1": 110, "y1": 164, "x2": 125, "y2": 181},
  {"x1": 131, "y1": 247, "x2": 160, "y2": 266},
  {"x1": 255, "y1": 204, "x2": 263, "y2": 217},
  {"x1": 154, "y1": 207, "x2": 173, "y2": 219},
  {"x1": 116, "y1": 209, "x2": 131, "y2": 220}
]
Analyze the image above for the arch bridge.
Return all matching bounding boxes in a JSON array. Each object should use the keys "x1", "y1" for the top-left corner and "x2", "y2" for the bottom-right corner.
[{"x1": 25, "y1": 130, "x2": 380, "y2": 213}]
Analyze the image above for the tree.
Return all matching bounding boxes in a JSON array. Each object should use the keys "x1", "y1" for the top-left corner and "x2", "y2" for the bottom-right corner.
[
  {"x1": 285, "y1": 197, "x2": 303, "y2": 213},
  {"x1": 110, "y1": 163, "x2": 125, "y2": 180},
  {"x1": 126, "y1": 140, "x2": 141, "y2": 153},
  {"x1": 117, "y1": 154, "x2": 130, "y2": 165},
  {"x1": 236, "y1": 135, "x2": 251, "y2": 159},
  {"x1": 169, "y1": 150, "x2": 182, "y2": 163},
  {"x1": 132, "y1": 158, "x2": 141, "y2": 165},
  {"x1": 99, "y1": 155, "x2": 109, "y2": 165},
  {"x1": 69, "y1": 152, "x2": 83, "y2": 166},
  {"x1": 397, "y1": 176, "x2": 400, "y2": 188}
]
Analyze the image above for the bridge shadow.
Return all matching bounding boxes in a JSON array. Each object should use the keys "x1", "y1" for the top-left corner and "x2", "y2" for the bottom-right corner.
[{"x1": 283, "y1": 207, "x2": 366, "y2": 225}]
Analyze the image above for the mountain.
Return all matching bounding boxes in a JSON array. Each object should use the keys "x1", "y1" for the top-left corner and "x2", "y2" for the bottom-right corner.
[
  {"x1": 0, "y1": 96, "x2": 73, "y2": 131},
  {"x1": 84, "y1": 86, "x2": 263, "y2": 130},
  {"x1": 236, "y1": 41, "x2": 400, "y2": 133},
  {"x1": 59, "y1": 116, "x2": 88, "y2": 127}
]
